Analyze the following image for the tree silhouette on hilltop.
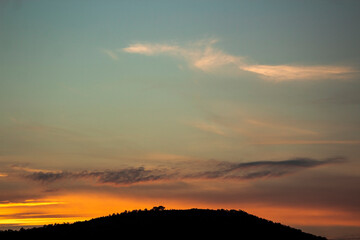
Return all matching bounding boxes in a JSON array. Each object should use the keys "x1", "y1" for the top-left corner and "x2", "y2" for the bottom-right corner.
[{"x1": 0, "y1": 207, "x2": 327, "y2": 240}]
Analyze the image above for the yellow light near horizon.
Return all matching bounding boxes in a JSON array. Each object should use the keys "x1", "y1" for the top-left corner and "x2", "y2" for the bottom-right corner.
[
  {"x1": 0, "y1": 217, "x2": 89, "y2": 226},
  {"x1": 1, "y1": 193, "x2": 360, "y2": 228},
  {"x1": 0, "y1": 193, "x2": 164, "y2": 227},
  {"x1": 0, "y1": 201, "x2": 65, "y2": 208}
]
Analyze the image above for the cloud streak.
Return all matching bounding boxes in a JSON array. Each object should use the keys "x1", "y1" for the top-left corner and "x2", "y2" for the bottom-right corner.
[
  {"x1": 241, "y1": 64, "x2": 356, "y2": 81},
  {"x1": 122, "y1": 40, "x2": 357, "y2": 81},
  {"x1": 26, "y1": 167, "x2": 171, "y2": 185},
  {"x1": 186, "y1": 157, "x2": 344, "y2": 180},
  {"x1": 122, "y1": 39, "x2": 244, "y2": 72},
  {"x1": 123, "y1": 43, "x2": 183, "y2": 56},
  {"x1": 253, "y1": 140, "x2": 360, "y2": 145},
  {"x1": 102, "y1": 49, "x2": 119, "y2": 60},
  {"x1": 189, "y1": 121, "x2": 227, "y2": 136},
  {"x1": 24, "y1": 157, "x2": 344, "y2": 185}
]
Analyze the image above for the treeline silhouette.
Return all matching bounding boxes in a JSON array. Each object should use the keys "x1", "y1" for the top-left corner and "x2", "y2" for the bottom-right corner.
[{"x1": 0, "y1": 206, "x2": 327, "y2": 239}]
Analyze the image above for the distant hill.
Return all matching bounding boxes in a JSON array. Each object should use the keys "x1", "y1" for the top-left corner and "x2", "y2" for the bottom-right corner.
[{"x1": 0, "y1": 206, "x2": 327, "y2": 239}]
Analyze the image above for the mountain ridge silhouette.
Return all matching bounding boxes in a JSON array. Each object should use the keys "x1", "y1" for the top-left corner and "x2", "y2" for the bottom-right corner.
[{"x1": 0, "y1": 206, "x2": 327, "y2": 239}]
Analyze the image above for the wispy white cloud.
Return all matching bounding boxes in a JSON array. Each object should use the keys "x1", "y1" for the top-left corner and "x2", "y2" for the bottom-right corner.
[
  {"x1": 189, "y1": 121, "x2": 227, "y2": 136},
  {"x1": 123, "y1": 39, "x2": 244, "y2": 72},
  {"x1": 122, "y1": 39, "x2": 357, "y2": 81},
  {"x1": 188, "y1": 114, "x2": 319, "y2": 139},
  {"x1": 192, "y1": 46, "x2": 241, "y2": 72},
  {"x1": 252, "y1": 140, "x2": 360, "y2": 145},
  {"x1": 187, "y1": 111, "x2": 360, "y2": 146},
  {"x1": 241, "y1": 64, "x2": 356, "y2": 81},
  {"x1": 123, "y1": 43, "x2": 182, "y2": 56},
  {"x1": 245, "y1": 119, "x2": 319, "y2": 136},
  {"x1": 102, "y1": 49, "x2": 119, "y2": 60}
]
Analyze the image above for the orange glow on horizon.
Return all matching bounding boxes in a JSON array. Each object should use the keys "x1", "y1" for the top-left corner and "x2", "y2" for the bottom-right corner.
[
  {"x1": 0, "y1": 200, "x2": 65, "y2": 208},
  {"x1": 241, "y1": 205, "x2": 360, "y2": 227},
  {"x1": 1, "y1": 193, "x2": 360, "y2": 229}
]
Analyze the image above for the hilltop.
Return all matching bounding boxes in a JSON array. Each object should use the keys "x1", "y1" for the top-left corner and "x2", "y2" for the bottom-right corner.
[{"x1": 0, "y1": 206, "x2": 327, "y2": 239}]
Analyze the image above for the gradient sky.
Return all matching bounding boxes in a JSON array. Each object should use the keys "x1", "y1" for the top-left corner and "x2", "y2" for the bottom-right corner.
[{"x1": 1, "y1": 0, "x2": 360, "y2": 239}]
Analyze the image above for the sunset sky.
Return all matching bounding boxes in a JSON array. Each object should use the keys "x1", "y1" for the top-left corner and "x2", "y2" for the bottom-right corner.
[{"x1": 1, "y1": 1, "x2": 360, "y2": 239}]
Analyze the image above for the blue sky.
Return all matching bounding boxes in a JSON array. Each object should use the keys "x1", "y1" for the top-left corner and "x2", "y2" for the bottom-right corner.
[{"x1": 1, "y1": 1, "x2": 360, "y2": 238}]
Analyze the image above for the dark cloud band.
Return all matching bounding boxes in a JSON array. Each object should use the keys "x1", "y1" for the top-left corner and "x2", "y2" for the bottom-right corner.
[{"x1": 25, "y1": 157, "x2": 345, "y2": 185}]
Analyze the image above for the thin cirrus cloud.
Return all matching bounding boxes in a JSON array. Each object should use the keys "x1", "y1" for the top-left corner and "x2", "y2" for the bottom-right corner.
[
  {"x1": 122, "y1": 39, "x2": 244, "y2": 72},
  {"x1": 102, "y1": 49, "x2": 119, "y2": 61},
  {"x1": 0, "y1": 200, "x2": 64, "y2": 208},
  {"x1": 22, "y1": 157, "x2": 344, "y2": 185},
  {"x1": 189, "y1": 121, "x2": 227, "y2": 136},
  {"x1": 119, "y1": 39, "x2": 357, "y2": 81},
  {"x1": 190, "y1": 119, "x2": 360, "y2": 145},
  {"x1": 241, "y1": 64, "x2": 356, "y2": 81},
  {"x1": 188, "y1": 116, "x2": 320, "y2": 141}
]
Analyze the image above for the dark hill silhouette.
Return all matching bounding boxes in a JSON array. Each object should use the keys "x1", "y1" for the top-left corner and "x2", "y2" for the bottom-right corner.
[{"x1": 0, "y1": 206, "x2": 327, "y2": 239}]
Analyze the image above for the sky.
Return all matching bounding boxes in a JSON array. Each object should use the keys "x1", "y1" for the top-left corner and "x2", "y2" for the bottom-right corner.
[{"x1": 1, "y1": 0, "x2": 360, "y2": 239}]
